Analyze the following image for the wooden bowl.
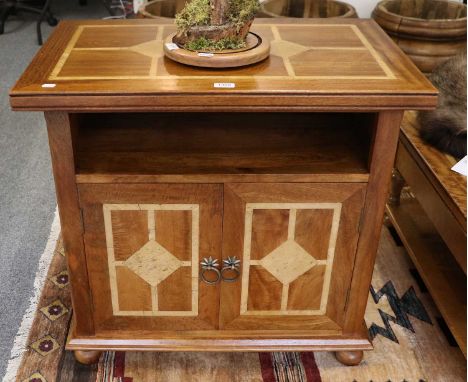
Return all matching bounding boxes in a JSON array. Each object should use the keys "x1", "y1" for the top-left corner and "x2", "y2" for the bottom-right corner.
[
  {"x1": 258, "y1": 0, "x2": 357, "y2": 18},
  {"x1": 372, "y1": 0, "x2": 467, "y2": 74},
  {"x1": 138, "y1": 0, "x2": 185, "y2": 18}
]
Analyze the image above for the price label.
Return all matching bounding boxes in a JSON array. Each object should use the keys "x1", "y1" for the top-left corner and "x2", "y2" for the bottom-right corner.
[
  {"x1": 451, "y1": 156, "x2": 467, "y2": 176},
  {"x1": 214, "y1": 82, "x2": 235, "y2": 88},
  {"x1": 165, "y1": 43, "x2": 179, "y2": 51}
]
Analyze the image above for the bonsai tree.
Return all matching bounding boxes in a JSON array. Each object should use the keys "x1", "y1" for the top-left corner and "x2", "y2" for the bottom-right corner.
[{"x1": 174, "y1": 0, "x2": 260, "y2": 50}]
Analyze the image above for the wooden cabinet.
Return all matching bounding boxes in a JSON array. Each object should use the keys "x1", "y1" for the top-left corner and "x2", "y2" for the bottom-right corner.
[
  {"x1": 77, "y1": 182, "x2": 365, "y2": 336},
  {"x1": 10, "y1": 19, "x2": 437, "y2": 366}
]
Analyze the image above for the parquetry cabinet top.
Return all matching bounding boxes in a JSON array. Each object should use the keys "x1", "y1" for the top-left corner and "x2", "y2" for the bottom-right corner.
[{"x1": 10, "y1": 18, "x2": 437, "y2": 111}]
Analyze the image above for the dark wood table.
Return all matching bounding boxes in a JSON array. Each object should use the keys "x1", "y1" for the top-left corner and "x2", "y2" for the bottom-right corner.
[{"x1": 10, "y1": 18, "x2": 437, "y2": 366}]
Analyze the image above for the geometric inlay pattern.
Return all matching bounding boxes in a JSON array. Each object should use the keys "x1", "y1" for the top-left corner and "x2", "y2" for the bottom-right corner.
[
  {"x1": 124, "y1": 240, "x2": 182, "y2": 287},
  {"x1": 49, "y1": 24, "x2": 395, "y2": 81},
  {"x1": 259, "y1": 240, "x2": 316, "y2": 285},
  {"x1": 103, "y1": 203, "x2": 199, "y2": 317},
  {"x1": 241, "y1": 203, "x2": 342, "y2": 316}
]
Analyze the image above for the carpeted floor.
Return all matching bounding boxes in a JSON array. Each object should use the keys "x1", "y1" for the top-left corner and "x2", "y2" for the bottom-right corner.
[{"x1": 0, "y1": 1, "x2": 108, "y2": 379}]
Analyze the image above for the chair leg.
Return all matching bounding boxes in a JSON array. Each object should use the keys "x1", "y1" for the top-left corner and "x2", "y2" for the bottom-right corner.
[
  {"x1": 36, "y1": 0, "x2": 54, "y2": 45},
  {"x1": 0, "y1": 4, "x2": 15, "y2": 35}
]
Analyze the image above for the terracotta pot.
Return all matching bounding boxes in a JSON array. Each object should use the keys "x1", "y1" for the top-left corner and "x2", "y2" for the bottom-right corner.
[
  {"x1": 372, "y1": 0, "x2": 467, "y2": 74},
  {"x1": 258, "y1": 0, "x2": 357, "y2": 18}
]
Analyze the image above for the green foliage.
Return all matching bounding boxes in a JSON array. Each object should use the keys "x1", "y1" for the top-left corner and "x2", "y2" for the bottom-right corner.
[
  {"x1": 175, "y1": 0, "x2": 211, "y2": 32},
  {"x1": 228, "y1": 0, "x2": 259, "y2": 30},
  {"x1": 184, "y1": 36, "x2": 246, "y2": 51}
]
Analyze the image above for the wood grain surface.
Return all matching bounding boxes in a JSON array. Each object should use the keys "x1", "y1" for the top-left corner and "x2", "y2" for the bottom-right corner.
[{"x1": 9, "y1": 19, "x2": 437, "y2": 111}]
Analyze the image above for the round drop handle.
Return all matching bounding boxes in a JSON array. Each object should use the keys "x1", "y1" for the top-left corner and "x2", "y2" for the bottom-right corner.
[
  {"x1": 221, "y1": 256, "x2": 241, "y2": 282},
  {"x1": 200, "y1": 257, "x2": 221, "y2": 285}
]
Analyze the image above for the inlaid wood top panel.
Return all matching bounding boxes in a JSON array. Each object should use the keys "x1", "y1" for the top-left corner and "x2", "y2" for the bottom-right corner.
[{"x1": 10, "y1": 19, "x2": 437, "y2": 111}]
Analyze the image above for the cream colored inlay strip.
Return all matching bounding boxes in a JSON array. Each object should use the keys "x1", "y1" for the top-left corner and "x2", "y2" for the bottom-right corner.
[
  {"x1": 49, "y1": 25, "x2": 84, "y2": 80},
  {"x1": 240, "y1": 205, "x2": 254, "y2": 314},
  {"x1": 191, "y1": 205, "x2": 200, "y2": 315},
  {"x1": 248, "y1": 203, "x2": 340, "y2": 210},
  {"x1": 151, "y1": 285, "x2": 158, "y2": 313},
  {"x1": 115, "y1": 310, "x2": 198, "y2": 317},
  {"x1": 52, "y1": 75, "x2": 390, "y2": 80},
  {"x1": 319, "y1": 204, "x2": 342, "y2": 311},
  {"x1": 73, "y1": 47, "x2": 129, "y2": 51},
  {"x1": 271, "y1": 25, "x2": 281, "y2": 41},
  {"x1": 350, "y1": 24, "x2": 396, "y2": 79},
  {"x1": 103, "y1": 204, "x2": 120, "y2": 315},
  {"x1": 105, "y1": 203, "x2": 195, "y2": 211},
  {"x1": 287, "y1": 208, "x2": 297, "y2": 240},
  {"x1": 242, "y1": 308, "x2": 325, "y2": 316},
  {"x1": 149, "y1": 26, "x2": 163, "y2": 77},
  {"x1": 148, "y1": 210, "x2": 155, "y2": 241},
  {"x1": 281, "y1": 283, "x2": 289, "y2": 311}
]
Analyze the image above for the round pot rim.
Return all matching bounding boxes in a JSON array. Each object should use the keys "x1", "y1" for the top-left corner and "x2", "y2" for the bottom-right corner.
[
  {"x1": 260, "y1": 0, "x2": 357, "y2": 18},
  {"x1": 375, "y1": 0, "x2": 467, "y2": 23}
]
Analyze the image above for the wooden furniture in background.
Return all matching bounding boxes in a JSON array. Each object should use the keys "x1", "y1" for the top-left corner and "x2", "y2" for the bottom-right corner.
[
  {"x1": 372, "y1": 0, "x2": 467, "y2": 75},
  {"x1": 10, "y1": 19, "x2": 436, "y2": 366},
  {"x1": 259, "y1": 0, "x2": 358, "y2": 19},
  {"x1": 386, "y1": 111, "x2": 466, "y2": 357}
]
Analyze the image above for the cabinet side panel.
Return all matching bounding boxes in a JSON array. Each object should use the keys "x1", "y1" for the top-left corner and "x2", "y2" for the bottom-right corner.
[
  {"x1": 45, "y1": 111, "x2": 95, "y2": 335},
  {"x1": 344, "y1": 111, "x2": 403, "y2": 333}
]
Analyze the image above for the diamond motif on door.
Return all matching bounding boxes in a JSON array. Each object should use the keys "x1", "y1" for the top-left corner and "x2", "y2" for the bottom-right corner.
[
  {"x1": 241, "y1": 203, "x2": 341, "y2": 316},
  {"x1": 259, "y1": 240, "x2": 316, "y2": 285},
  {"x1": 125, "y1": 240, "x2": 182, "y2": 286},
  {"x1": 103, "y1": 204, "x2": 199, "y2": 317}
]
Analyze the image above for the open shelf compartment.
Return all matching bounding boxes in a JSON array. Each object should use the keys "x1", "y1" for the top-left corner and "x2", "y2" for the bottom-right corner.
[{"x1": 73, "y1": 112, "x2": 374, "y2": 183}]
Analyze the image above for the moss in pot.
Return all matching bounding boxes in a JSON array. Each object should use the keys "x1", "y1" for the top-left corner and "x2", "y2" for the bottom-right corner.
[{"x1": 173, "y1": 0, "x2": 260, "y2": 51}]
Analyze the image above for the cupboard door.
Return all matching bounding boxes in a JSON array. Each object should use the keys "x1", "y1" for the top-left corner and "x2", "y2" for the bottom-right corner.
[
  {"x1": 220, "y1": 183, "x2": 366, "y2": 331},
  {"x1": 78, "y1": 184, "x2": 222, "y2": 333}
]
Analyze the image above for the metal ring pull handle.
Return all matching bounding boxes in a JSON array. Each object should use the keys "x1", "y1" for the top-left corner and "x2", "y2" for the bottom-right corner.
[
  {"x1": 200, "y1": 257, "x2": 221, "y2": 285},
  {"x1": 221, "y1": 256, "x2": 241, "y2": 283}
]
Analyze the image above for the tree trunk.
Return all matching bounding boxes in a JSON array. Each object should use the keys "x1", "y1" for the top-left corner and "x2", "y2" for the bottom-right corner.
[{"x1": 210, "y1": 0, "x2": 229, "y2": 25}]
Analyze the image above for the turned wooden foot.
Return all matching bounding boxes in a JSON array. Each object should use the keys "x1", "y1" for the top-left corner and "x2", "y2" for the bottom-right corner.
[
  {"x1": 335, "y1": 350, "x2": 363, "y2": 366},
  {"x1": 388, "y1": 169, "x2": 405, "y2": 206},
  {"x1": 74, "y1": 350, "x2": 102, "y2": 364}
]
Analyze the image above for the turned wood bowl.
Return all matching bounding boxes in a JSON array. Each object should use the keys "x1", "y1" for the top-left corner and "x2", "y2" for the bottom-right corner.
[
  {"x1": 258, "y1": 0, "x2": 357, "y2": 18},
  {"x1": 372, "y1": 0, "x2": 467, "y2": 74}
]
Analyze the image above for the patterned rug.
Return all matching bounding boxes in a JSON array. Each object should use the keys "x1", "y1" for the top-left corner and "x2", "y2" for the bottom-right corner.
[{"x1": 7, "y1": 227, "x2": 466, "y2": 382}]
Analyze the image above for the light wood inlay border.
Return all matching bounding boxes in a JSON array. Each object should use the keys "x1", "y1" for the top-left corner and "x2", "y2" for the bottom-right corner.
[
  {"x1": 240, "y1": 203, "x2": 342, "y2": 316},
  {"x1": 49, "y1": 24, "x2": 394, "y2": 81},
  {"x1": 103, "y1": 203, "x2": 199, "y2": 317}
]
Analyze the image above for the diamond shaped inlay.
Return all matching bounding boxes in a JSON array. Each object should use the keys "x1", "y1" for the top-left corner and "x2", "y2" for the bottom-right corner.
[
  {"x1": 124, "y1": 240, "x2": 181, "y2": 286},
  {"x1": 259, "y1": 239, "x2": 316, "y2": 284}
]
